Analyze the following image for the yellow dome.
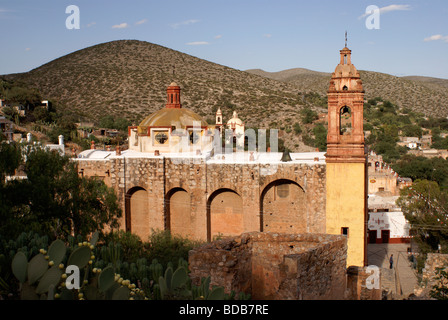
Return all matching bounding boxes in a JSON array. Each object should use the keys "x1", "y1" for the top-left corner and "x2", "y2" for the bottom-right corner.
[{"x1": 139, "y1": 108, "x2": 207, "y2": 129}]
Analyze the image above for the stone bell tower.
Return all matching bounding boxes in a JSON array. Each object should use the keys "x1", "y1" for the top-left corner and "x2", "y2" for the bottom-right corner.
[{"x1": 325, "y1": 43, "x2": 368, "y2": 267}]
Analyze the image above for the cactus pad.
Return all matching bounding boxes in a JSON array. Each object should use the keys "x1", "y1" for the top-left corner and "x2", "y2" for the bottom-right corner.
[{"x1": 11, "y1": 251, "x2": 28, "y2": 283}]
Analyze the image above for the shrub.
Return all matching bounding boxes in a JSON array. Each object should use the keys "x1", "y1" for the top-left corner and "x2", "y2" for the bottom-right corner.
[{"x1": 146, "y1": 230, "x2": 203, "y2": 269}]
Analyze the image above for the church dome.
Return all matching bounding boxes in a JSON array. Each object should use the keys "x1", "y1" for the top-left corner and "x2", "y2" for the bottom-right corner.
[
  {"x1": 139, "y1": 108, "x2": 207, "y2": 129},
  {"x1": 138, "y1": 81, "x2": 207, "y2": 129}
]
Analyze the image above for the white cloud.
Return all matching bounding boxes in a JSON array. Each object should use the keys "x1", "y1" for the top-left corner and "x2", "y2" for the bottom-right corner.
[
  {"x1": 112, "y1": 22, "x2": 129, "y2": 29},
  {"x1": 263, "y1": 34, "x2": 272, "y2": 38},
  {"x1": 135, "y1": 19, "x2": 147, "y2": 25},
  {"x1": 186, "y1": 41, "x2": 209, "y2": 46},
  {"x1": 170, "y1": 19, "x2": 199, "y2": 29},
  {"x1": 359, "y1": 4, "x2": 411, "y2": 19},
  {"x1": 379, "y1": 4, "x2": 411, "y2": 14},
  {"x1": 214, "y1": 35, "x2": 222, "y2": 39},
  {"x1": 424, "y1": 34, "x2": 448, "y2": 42}
]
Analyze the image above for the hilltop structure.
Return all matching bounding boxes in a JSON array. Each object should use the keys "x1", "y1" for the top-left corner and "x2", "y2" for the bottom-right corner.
[{"x1": 75, "y1": 45, "x2": 368, "y2": 267}]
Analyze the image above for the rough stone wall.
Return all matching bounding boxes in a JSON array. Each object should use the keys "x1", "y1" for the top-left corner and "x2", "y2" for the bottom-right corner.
[
  {"x1": 422, "y1": 253, "x2": 448, "y2": 288},
  {"x1": 75, "y1": 157, "x2": 326, "y2": 242},
  {"x1": 188, "y1": 232, "x2": 347, "y2": 300},
  {"x1": 345, "y1": 266, "x2": 382, "y2": 300}
]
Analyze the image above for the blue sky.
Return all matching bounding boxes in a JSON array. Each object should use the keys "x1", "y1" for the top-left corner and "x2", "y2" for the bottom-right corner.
[{"x1": 1, "y1": 0, "x2": 447, "y2": 78}]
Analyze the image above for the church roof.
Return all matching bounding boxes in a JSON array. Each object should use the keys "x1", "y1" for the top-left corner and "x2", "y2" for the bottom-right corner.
[
  {"x1": 139, "y1": 107, "x2": 207, "y2": 128},
  {"x1": 137, "y1": 81, "x2": 208, "y2": 129}
]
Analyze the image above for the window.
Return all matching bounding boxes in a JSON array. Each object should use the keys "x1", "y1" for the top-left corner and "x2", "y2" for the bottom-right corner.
[
  {"x1": 339, "y1": 106, "x2": 352, "y2": 135},
  {"x1": 276, "y1": 184, "x2": 289, "y2": 198},
  {"x1": 155, "y1": 132, "x2": 168, "y2": 145},
  {"x1": 189, "y1": 130, "x2": 200, "y2": 144},
  {"x1": 341, "y1": 227, "x2": 349, "y2": 237}
]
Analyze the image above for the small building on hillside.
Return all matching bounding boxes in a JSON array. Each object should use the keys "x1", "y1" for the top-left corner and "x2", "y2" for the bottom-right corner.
[
  {"x1": 0, "y1": 116, "x2": 14, "y2": 141},
  {"x1": 398, "y1": 137, "x2": 420, "y2": 150}
]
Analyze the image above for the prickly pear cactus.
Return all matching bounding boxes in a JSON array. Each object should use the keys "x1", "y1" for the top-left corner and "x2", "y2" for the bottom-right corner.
[{"x1": 10, "y1": 232, "x2": 147, "y2": 300}]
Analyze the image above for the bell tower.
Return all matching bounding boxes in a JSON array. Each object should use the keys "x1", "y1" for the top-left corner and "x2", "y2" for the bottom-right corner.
[
  {"x1": 325, "y1": 43, "x2": 367, "y2": 267},
  {"x1": 326, "y1": 46, "x2": 365, "y2": 161}
]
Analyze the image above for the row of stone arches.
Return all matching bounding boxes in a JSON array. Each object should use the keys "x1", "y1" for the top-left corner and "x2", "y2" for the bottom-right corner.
[{"x1": 124, "y1": 179, "x2": 307, "y2": 241}]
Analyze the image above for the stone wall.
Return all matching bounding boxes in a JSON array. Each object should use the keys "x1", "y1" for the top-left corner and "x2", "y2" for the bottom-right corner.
[
  {"x1": 188, "y1": 232, "x2": 348, "y2": 300},
  {"x1": 422, "y1": 253, "x2": 448, "y2": 289},
  {"x1": 75, "y1": 156, "x2": 326, "y2": 243},
  {"x1": 345, "y1": 266, "x2": 382, "y2": 300}
]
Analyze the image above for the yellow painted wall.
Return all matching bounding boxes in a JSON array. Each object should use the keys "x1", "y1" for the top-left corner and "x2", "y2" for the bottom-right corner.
[{"x1": 326, "y1": 162, "x2": 367, "y2": 267}]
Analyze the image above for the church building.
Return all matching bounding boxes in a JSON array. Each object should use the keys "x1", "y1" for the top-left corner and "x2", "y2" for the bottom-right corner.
[{"x1": 76, "y1": 45, "x2": 367, "y2": 267}]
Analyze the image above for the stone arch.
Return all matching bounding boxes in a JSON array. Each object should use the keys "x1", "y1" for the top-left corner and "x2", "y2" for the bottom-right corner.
[
  {"x1": 165, "y1": 188, "x2": 192, "y2": 238},
  {"x1": 125, "y1": 186, "x2": 149, "y2": 239},
  {"x1": 339, "y1": 105, "x2": 352, "y2": 135},
  {"x1": 207, "y1": 189, "x2": 243, "y2": 241},
  {"x1": 260, "y1": 179, "x2": 306, "y2": 234}
]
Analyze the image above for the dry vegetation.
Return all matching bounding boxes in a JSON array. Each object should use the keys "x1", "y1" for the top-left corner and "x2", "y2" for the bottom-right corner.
[
  {"x1": 246, "y1": 69, "x2": 448, "y2": 118},
  {"x1": 4, "y1": 40, "x2": 448, "y2": 152},
  {"x1": 5, "y1": 40, "x2": 303, "y2": 128}
]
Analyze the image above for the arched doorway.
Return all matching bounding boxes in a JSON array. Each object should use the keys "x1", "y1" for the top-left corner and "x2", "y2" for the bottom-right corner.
[
  {"x1": 260, "y1": 180, "x2": 306, "y2": 233},
  {"x1": 125, "y1": 187, "x2": 149, "y2": 239},
  {"x1": 166, "y1": 188, "x2": 192, "y2": 238},
  {"x1": 207, "y1": 189, "x2": 243, "y2": 241}
]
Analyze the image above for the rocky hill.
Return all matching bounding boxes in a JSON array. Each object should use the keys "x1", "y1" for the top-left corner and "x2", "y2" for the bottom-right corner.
[
  {"x1": 3, "y1": 39, "x2": 448, "y2": 152},
  {"x1": 4, "y1": 40, "x2": 305, "y2": 129},
  {"x1": 246, "y1": 69, "x2": 448, "y2": 118}
]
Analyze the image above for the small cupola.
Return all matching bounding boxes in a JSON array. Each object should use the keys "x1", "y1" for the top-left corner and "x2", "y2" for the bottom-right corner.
[{"x1": 166, "y1": 82, "x2": 182, "y2": 109}]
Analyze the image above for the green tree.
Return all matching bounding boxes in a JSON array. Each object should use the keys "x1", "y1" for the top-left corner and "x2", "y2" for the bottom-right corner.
[
  {"x1": 402, "y1": 124, "x2": 423, "y2": 138},
  {"x1": 99, "y1": 115, "x2": 115, "y2": 129},
  {"x1": 0, "y1": 143, "x2": 24, "y2": 237},
  {"x1": 293, "y1": 122, "x2": 302, "y2": 135},
  {"x1": 48, "y1": 113, "x2": 78, "y2": 143},
  {"x1": 313, "y1": 124, "x2": 327, "y2": 152},
  {"x1": 393, "y1": 155, "x2": 448, "y2": 189},
  {"x1": 0, "y1": 142, "x2": 22, "y2": 182},
  {"x1": 4, "y1": 86, "x2": 42, "y2": 107},
  {"x1": 0, "y1": 146, "x2": 122, "y2": 240},
  {"x1": 397, "y1": 180, "x2": 448, "y2": 269},
  {"x1": 300, "y1": 107, "x2": 318, "y2": 124},
  {"x1": 114, "y1": 117, "x2": 131, "y2": 131}
]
